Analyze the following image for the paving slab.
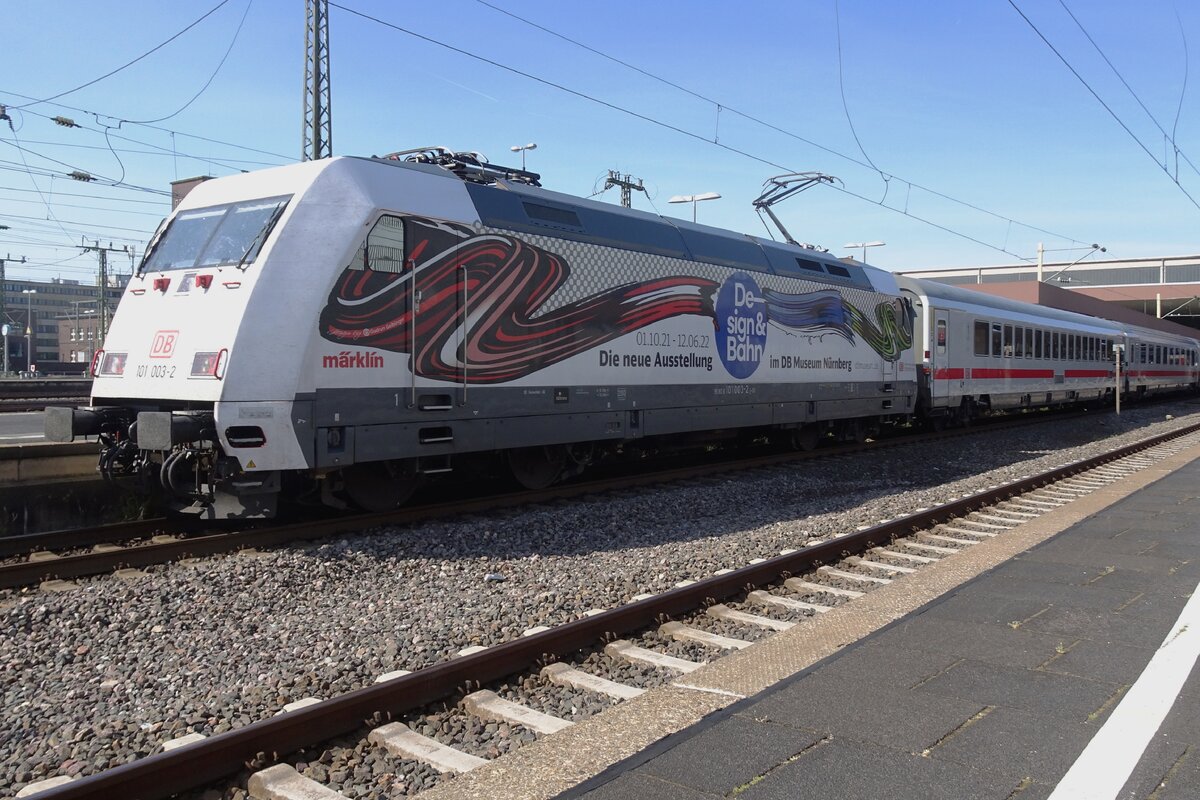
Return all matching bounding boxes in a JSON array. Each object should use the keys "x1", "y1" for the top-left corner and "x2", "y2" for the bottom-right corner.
[
  {"x1": 1037, "y1": 637, "x2": 1156, "y2": 684},
  {"x1": 924, "y1": 704, "x2": 1096, "y2": 786},
  {"x1": 737, "y1": 736, "x2": 1015, "y2": 800},
  {"x1": 637, "y1": 715, "x2": 822, "y2": 796},
  {"x1": 752, "y1": 680, "x2": 988, "y2": 753},
  {"x1": 872, "y1": 616, "x2": 1067, "y2": 670}
]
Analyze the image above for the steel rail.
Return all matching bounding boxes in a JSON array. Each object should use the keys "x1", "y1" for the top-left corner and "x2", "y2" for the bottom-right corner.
[
  {"x1": 0, "y1": 518, "x2": 171, "y2": 559},
  {"x1": 31, "y1": 421, "x2": 1200, "y2": 800},
  {"x1": 0, "y1": 407, "x2": 1093, "y2": 588}
]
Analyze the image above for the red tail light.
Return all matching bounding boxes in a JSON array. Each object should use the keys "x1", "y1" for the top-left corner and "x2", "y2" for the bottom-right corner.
[
  {"x1": 153, "y1": 277, "x2": 171, "y2": 292},
  {"x1": 90, "y1": 349, "x2": 104, "y2": 377},
  {"x1": 196, "y1": 274, "x2": 213, "y2": 290}
]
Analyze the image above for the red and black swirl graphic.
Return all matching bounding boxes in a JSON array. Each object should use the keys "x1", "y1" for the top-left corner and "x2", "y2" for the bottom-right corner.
[{"x1": 319, "y1": 220, "x2": 717, "y2": 384}]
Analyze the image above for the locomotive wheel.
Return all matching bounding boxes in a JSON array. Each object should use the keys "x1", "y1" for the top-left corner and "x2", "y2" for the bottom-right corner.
[
  {"x1": 508, "y1": 445, "x2": 568, "y2": 490},
  {"x1": 790, "y1": 425, "x2": 820, "y2": 452},
  {"x1": 343, "y1": 460, "x2": 419, "y2": 512}
]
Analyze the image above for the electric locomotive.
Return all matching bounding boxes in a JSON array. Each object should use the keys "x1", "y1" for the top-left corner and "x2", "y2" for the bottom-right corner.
[{"x1": 45, "y1": 148, "x2": 920, "y2": 518}]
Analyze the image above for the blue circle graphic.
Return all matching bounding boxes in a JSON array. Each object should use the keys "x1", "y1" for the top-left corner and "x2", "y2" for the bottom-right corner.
[{"x1": 714, "y1": 272, "x2": 768, "y2": 379}]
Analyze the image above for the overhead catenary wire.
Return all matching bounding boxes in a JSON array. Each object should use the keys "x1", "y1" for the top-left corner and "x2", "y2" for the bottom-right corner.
[
  {"x1": 1055, "y1": 0, "x2": 1200, "y2": 181},
  {"x1": 333, "y1": 2, "x2": 1051, "y2": 262},
  {"x1": 0, "y1": 137, "x2": 170, "y2": 195},
  {"x1": 0, "y1": 90, "x2": 294, "y2": 163},
  {"x1": 8, "y1": 137, "x2": 277, "y2": 167},
  {"x1": 1007, "y1": 0, "x2": 1200, "y2": 213},
  {"x1": 7, "y1": 1, "x2": 233, "y2": 111},
  {"x1": 119, "y1": 0, "x2": 254, "y2": 125},
  {"x1": 834, "y1": 0, "x2": 888, "y2": 202},
  {"x1": 470, "y1": 0, "x2": 1093, "y2": 248}
]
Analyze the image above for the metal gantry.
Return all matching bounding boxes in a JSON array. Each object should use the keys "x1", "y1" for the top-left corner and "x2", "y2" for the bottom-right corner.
[{"x1": 302, "y1": 0, "x2": 332, "y2": 161}]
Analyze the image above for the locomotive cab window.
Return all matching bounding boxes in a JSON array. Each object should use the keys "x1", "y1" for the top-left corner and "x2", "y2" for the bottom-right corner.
[{"x1": 140, "y1": 194, "x2": 291, "y2": 273}]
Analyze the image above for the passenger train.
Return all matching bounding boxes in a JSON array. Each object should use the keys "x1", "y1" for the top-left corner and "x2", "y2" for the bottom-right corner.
[{"x1": 44, "y1": 148, "x2": 1200, "y2": 518}]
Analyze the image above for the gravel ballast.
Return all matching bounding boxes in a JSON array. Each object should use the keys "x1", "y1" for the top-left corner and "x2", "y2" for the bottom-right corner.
[{"x1": 3, "y1": 403, "x2": 1198, "y2": 795}]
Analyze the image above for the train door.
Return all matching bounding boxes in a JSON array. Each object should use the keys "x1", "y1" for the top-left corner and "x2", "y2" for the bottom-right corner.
[
  {"x1": 373, "y1": 217, "x2": 467, "y2": 411},
  {"x1": 930, "y1": 309, "x2": 950, "y2": 407},
  {"x1": 361, "y1": 215, "x2": 419, "y2": 406}
]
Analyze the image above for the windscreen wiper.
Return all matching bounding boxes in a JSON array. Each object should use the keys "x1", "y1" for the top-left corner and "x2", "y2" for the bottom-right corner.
[{"x1": 235, "y1": 203, "x2": 287, "y2": 271}]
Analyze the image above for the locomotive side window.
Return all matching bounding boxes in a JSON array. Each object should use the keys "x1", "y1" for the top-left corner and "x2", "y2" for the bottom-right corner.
[
  {"x1": 974, "y1": 321, "x2": 989, "y2": 356},
  {"x1": 366, "y1": 215, "x2": 407, "y2": 274},
  {"x1": 140, "y1": 195, "x2": 291, "y2": 273}
]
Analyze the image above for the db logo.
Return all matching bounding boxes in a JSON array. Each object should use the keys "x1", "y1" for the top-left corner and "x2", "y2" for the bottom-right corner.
[{"x1": 150, "y1": 330, "x2": 179, "y2": 359}]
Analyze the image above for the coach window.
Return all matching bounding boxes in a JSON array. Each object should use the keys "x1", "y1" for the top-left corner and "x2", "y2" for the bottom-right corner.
[
  {"x1": 1025, "y1": 328, "x2": 1034, "y2": 359},
  {"x1": 973, "y1": 321, "x2": 988, "y2": 356},
  {"x1": 1014, "y1": 326, "x2": 1024, "y2": 358},
  {"x1": 1002, "y1": 325, "x2": 1013, "y2": 357},
  {"x1": 1034, "y1": 329, "x2": 1043, "y2": 359},
  {"x1": 936, "y1": 319, "x2": 947, "y2": 355},
  {"x1": 991, "y1": 323, "x2": 1002, "y2": 357}
]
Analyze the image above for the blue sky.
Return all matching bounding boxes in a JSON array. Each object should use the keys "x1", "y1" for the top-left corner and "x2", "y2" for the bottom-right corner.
[{"x1": 1, "y1": 0, "x2": 1197, "y2": 283}]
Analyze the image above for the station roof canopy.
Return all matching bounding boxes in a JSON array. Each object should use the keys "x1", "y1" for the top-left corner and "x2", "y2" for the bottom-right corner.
[{"x1": 899, "y1": 254, "x2": 1200, "y2": 334}]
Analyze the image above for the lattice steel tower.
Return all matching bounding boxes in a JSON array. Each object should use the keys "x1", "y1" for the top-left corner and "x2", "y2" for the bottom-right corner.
[{"x1": 302, "y1": 0, "x2": 332, "y2": 161}]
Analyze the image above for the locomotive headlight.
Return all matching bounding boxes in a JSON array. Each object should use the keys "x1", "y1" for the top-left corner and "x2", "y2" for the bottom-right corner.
[
  {"x1": 190, "y1": 349, "x2": 228, "y2": 379},
  {"x1": 98, "y1": 352, "x2": 127, "y2": 376}
]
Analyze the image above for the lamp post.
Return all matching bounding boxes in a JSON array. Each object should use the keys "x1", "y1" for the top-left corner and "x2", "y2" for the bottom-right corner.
[
  {"x1": 844, "y1": 241, "x2": 885, "y2": 264},
  {"x1": 1036, "y1": 242, "x2": 1106, "y2": 282},
  {"x1": 21, "y1": 289, "x2": 35, "y2": 373},
  {"x1": 509, "y1": 142, "x2": 537, "y2": 170},
  {"x1": 668, "y1": 192, "x2": 721, "y2": 222}
]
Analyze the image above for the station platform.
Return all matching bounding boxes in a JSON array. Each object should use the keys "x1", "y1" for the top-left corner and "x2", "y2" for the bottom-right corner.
[{"x1": 560, "y1": 458, "x2": 1200, "y2": 799}]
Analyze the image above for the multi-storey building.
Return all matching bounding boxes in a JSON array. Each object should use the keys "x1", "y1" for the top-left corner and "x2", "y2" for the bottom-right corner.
[{"x1": 0, "y1": 277, "x2": 125, "y2": 369}]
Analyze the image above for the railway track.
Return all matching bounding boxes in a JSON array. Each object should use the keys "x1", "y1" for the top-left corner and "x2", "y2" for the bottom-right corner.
[
  {"x1": 0, "y1": 405, "x2": 1102, "y2": 591},
  {"x1": 20, "y1": 419, "x2": 1200, "y2": 800}
]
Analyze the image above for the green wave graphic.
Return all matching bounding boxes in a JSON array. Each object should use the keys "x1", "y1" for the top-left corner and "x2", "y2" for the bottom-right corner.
[{"x1": 845, "y1": 298, "x2": 913, "y2": 362}]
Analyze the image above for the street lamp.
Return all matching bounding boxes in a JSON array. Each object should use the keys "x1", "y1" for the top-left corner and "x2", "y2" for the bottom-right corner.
[
  {"x1": 844, "y1": 241, "x2": 885, "y2": 263},
  {"x1": 21, "y1": 289, "x2": 35, "y2": 373},
  {"x1": 1036, "y1": 242, "x2": 1106, "y2": 282},
  {"x1": 510, "y1": 142, "x2": 537, "y2": 170},
  {"x1": 668, "y1": 192, "x2": 721, "y2": 222}
]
